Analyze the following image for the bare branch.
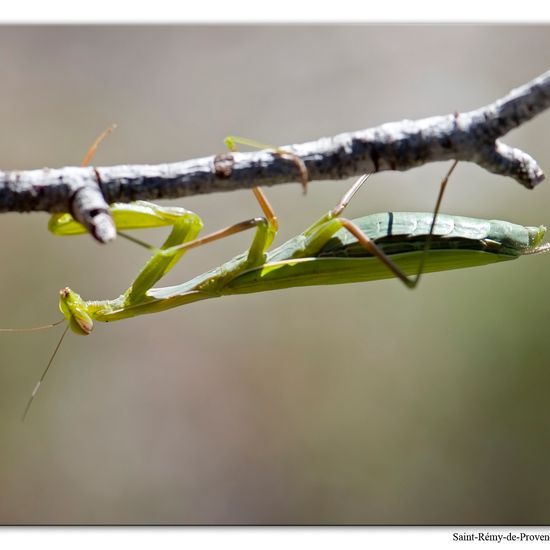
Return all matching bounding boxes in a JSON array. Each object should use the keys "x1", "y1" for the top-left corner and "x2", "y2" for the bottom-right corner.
[{"x1": 1, "y1": 70, "x2": 550, "y2": 243}]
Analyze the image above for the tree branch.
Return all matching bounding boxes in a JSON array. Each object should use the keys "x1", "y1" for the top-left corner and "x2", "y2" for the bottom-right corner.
[{"x1": 2, "y1": 69, "x2": 550, "y2": 243}]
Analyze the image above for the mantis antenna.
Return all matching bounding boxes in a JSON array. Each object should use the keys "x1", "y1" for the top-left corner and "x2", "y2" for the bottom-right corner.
[
  {"x1": 0, "y1": 319, "x2": 65, "y2": 332},
  {"x1": 21, "y1": 324, "x2": 70, "y2": 422},
  {"x1": 0, "y1": 318, "x2": 68, "y2": 421}
]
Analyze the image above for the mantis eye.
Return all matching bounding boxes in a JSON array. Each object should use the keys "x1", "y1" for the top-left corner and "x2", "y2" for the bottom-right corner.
[{"x1": 58, "y1": 287, "x2": 93, "y2": 335}]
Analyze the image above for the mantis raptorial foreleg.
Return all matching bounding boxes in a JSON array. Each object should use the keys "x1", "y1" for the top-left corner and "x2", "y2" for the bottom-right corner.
[{"x1": 50, "y1": 133, "x2": 286, "y2": 313}]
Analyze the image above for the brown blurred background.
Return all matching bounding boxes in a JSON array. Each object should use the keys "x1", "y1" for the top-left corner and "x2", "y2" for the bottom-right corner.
[{"x1": 0, "y1": 26, "x2": 549, "y2": 525}]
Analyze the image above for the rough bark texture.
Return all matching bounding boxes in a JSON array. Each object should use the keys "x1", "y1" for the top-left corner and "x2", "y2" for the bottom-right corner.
[{"x1": 1, "y1": 70, "x2": 550, "y2": 243}]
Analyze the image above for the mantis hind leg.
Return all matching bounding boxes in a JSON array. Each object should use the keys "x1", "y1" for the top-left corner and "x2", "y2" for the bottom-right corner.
[
  {"x1": 300, "y1": 161, "x2": 459, "y2": 289},
  {"x1": 339, "y1": 161, "x2": 458, "y2": 289}
]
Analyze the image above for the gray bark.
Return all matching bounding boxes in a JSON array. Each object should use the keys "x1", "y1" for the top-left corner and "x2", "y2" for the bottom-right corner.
[{"x1": 2, "y1": 69, "x2": 550, "y2": 243}]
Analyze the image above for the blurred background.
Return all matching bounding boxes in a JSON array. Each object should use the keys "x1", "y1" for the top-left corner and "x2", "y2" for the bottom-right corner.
[{"x1": 0, "y1": 26, "x2": 549, "y2": 525}]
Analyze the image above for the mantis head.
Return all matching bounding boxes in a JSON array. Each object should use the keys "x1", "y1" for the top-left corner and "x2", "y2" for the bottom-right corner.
[{"x1": 59, "y1": 287, "x2": 94, "y2": 335}]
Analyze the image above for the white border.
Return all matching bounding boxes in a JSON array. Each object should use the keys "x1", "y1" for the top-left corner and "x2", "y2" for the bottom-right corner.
[
  {"x1": 3, "y1": 527, "x2": 550, "y2": 550},
  {"x1": 1, "y1": 0, "x2": 550, "y2": 23}
]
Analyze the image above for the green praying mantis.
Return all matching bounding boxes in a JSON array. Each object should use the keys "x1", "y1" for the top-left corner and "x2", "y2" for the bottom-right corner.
[{"x1": 3, "y1": 131, "x2": 550, "y2": 419}]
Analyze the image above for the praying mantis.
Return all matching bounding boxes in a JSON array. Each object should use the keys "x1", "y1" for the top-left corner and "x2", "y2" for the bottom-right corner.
[
  {"x1": 3, "y1": 131, "x2": 549, "y2": 419},
  {"x1": 50, "y1": 137, "x2": 548, "y2": 335}
]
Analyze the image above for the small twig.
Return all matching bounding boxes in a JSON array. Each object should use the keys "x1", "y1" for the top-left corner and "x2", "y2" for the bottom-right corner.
[{"x1": 1, "y1": 70, "x2": 550, "y2": 243}]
